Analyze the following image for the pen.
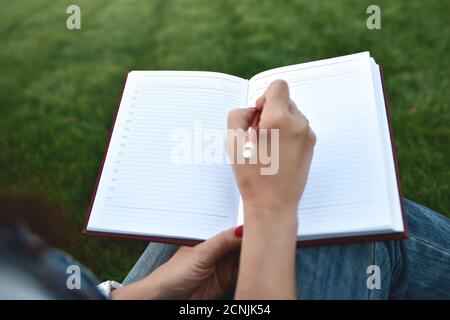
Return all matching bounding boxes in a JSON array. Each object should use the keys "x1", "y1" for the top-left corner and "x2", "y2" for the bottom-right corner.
[{"x1": 243, "y1": 109, "x2": 261, "y2": 159}]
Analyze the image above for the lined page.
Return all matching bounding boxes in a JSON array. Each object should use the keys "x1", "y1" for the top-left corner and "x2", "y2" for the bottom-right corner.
[
  {"x1": 87, "y1": 71, "x2": 248, "y2": 240},
  {"x1": 248, "y1": 52, "x2": 396, "y2": 239}
]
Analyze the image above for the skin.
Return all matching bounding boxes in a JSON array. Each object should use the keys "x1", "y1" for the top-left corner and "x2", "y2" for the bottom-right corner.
[
  {"x1": 112, "y1": 227, "x2": 242, "y2": 299},
  {"x1": 112, "y1": 80, "x2": 316, "y2": 300}
]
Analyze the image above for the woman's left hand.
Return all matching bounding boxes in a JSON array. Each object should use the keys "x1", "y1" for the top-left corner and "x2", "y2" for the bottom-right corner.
[{"x1": 112, "y1": 226, "x2": 243, "y2": 299}]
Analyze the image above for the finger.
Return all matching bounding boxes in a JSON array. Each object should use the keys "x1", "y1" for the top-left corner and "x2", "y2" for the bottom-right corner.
[
  {"x1": 227, "y1": 108, "x2": 255, "y2": 163},
  {"x1": 195, "y1": 226, "x2": 243, "y2": 265},
  {"x1": 217, "y1": 250, "x2": 241, "y2": 288},
  {"x1": 227, "y1": 108, "x2": 256, "y2": 130},
  {"x1": 288, "y1": 98, "x2": 300, "y2": 115},
  {"x1": 255, "y1": 95, "x2": 265, "y2": 111},
  {"x1": 287, "y1": 99, "x2": 310, "y2": 126},
  {"x1": 257, "y1": 80, "x2": 292, "y2": 129},
  {"x1": 264, "y1": 80, "x2": 290, "y2": 106}
]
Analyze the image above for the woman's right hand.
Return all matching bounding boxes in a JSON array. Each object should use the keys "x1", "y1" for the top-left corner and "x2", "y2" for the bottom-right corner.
[
  {"x1": 227, "y1": 79, "x2": 316, "y2": 219},
  {"x1": 227, "y1": 79, "x2": 316, "y2": 299}
]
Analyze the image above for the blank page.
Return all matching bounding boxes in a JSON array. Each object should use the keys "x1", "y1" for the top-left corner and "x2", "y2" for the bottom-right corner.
[
  {"x1": 248, "y1": 52, "x2": 401, "y2": 240},
  {"x1": 87, "y1": 71, "x2": 247, "y2": 240}
]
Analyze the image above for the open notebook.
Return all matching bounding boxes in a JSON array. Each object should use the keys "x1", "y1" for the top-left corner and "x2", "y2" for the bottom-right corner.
[{"x1": 84, "y1": 52, "x2": 407, "y2": 247}]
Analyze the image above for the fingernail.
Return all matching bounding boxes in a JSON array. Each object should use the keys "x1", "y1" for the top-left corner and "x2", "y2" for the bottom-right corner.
[{"x1": 234, "y1": 225, "x2": 243, "y2": 237}]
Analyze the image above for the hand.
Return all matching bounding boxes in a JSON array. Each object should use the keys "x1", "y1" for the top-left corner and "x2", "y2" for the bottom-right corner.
[
  {"x1": 111, "y1": 226, "x2": 243, "y2": 300},
  {"x1": 227, "y1": 80, "x2": 316, "y2": 299},
  {"x1": 227, "y1": 79, "x2": 316, "y2": 217}
]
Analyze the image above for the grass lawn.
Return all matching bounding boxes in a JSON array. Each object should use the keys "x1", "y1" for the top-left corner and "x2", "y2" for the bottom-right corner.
[{"x1": 0, "y1": 0, "x2": 448, "y2": 281}]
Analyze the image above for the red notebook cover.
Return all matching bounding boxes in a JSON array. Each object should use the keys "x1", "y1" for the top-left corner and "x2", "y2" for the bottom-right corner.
[{"x1": 82, "y1": 66, "x2": 408, "y2": 248}]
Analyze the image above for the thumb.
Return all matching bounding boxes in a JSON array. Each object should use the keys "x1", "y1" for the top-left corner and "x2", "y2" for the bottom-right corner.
[
  {"x1": 227, "y1": 108, "x2": 256, "y2": 164},
  {"x1": 227, "y1": 108, "x2": 256, "y2": 130},
  {"x1": 195, "y1": 226, "x2": 243, "y2": 265}
]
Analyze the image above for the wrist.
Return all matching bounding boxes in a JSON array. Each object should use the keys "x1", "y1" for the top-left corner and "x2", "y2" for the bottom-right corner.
[
  {"x1": 243, "y1": 202, "x2": 298, "y2": 236},
  {"x1": 111, "y1": 271, "x2": 169, "y2": 300},
  {"x1": 236, "y1": 201, "x2": 298, "y2": 299},
  {"x1": 243, "y1": 201, "x2": 298, "y2": 221},
  {"x1": 140, "y1": 271, "x2": 172, "y2": 299}
]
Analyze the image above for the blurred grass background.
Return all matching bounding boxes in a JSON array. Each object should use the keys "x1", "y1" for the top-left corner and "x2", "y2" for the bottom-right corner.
[{"x1": 0, "y1": 0, "x2": 448, "y2": 281}]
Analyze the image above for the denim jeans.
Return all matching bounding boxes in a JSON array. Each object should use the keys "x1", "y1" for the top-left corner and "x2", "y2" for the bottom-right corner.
[{"x1": 122, "y1": 199, "x2": 450, "y2": 299}]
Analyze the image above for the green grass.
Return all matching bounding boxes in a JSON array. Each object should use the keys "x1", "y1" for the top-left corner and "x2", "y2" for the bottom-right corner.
[{"x1": 0, "y1": 0, "x2": 448, "y2": 281}]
